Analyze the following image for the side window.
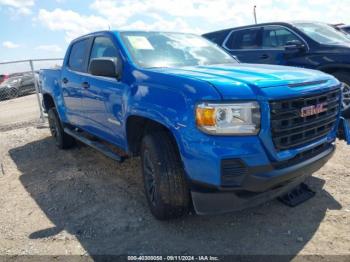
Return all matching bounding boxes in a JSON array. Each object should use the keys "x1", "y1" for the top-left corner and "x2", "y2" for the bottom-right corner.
[
  {"x1": 262, "y1": 27, "x2": 301, "y2": 48},
  {"x1": 68, "y1": 39, "x2": 90, "y2": 72},
  {"x1": 90, "y1": 37, "x2": 119, "y2": 61},
  {"x1": 224, "y1": 31, "x2": 237, "y2": 49},
  {"x1": 226, "y1": 28, "x2": 261, "y2": 50}
]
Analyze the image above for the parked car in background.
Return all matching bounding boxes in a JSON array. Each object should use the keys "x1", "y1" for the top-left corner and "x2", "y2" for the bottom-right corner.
[
  {"x1": 203, "y1": 21, "x2": 350, "y2": 116},
  {"x1": 0, "y1": 73, "x2": 36, "y2": 100},
  {"x1": 41, "y1": 30, "x2": 350, "y2": 220},
  {"x1": 0, "y1": 76, "x2": 22, "y2": 100}
]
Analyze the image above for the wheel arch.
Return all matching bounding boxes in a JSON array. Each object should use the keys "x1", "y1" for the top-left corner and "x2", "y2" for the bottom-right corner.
[
  {"x1": 125, "y1": 115, "x2": 180, "y2": 157},
  {"x1": 42, "y1": 93, "x2": 56, "y2": 112}
]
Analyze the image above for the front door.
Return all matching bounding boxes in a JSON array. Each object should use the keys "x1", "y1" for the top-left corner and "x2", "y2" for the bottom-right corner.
[
  {"x1": 81, "y1": 35, "x2": 126, "y2": 147},
  {"x1": 260, "y1": 25, "x2": 309, "y2": 67}
]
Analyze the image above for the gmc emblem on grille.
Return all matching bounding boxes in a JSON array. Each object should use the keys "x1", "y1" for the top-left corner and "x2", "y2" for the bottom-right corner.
[{"x1": 300, "y1": 102, "x2": 327, "y2": 117}]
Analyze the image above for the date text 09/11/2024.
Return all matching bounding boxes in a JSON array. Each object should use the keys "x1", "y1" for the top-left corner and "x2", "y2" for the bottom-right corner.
[{"x1": 127, "y1": 255, "x2": 219, "y2": 261}]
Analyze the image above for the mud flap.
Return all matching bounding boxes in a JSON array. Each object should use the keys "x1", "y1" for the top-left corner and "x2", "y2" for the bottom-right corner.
[{"x1": 337, "y1": 117, "x2": 350, "y2": 144}]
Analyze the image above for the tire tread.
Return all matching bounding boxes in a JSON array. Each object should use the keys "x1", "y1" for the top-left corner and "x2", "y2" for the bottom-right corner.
[{"x1": 141, "y1": 130, "x2": 189, "y2": 220}]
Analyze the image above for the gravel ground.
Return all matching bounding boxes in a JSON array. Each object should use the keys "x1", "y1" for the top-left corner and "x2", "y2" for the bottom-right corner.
[
  {"x1": 0, "y1": 124, "x2": 349, "y2": 258},
  {"x1": 0, "y1": 94, "x2": 40, "y2": 131}
]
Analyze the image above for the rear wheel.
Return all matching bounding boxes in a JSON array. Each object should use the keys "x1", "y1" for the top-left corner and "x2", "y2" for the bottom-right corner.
[
  {"x1": 48, "y1": 108, "x2": 75, "y2": 149},
  {"x1": 332, "y1": 71, "x2": 350, "y2": 117},
  {"x1": 141, "y1": 131, "x2": 190, "y2": 220}
]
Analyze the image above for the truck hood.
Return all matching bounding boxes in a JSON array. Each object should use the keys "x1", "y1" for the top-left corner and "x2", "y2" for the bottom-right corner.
[{"x1": 153, "y1": 63, "x2": 331, "y2": 90}]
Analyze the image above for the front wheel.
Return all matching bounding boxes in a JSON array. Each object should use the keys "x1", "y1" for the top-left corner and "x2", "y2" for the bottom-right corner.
[
  {"x1": 48, "y1": 108, "x2": 75, "y2": 149},
  {"x1": 141, "y1": 131, "x2": 190, "y2": 220}
]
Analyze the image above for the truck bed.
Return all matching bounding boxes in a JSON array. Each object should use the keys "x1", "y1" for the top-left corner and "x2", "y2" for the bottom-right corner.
[{"x1": 40, "y1": 68, "x2": 61, "y2": 95}]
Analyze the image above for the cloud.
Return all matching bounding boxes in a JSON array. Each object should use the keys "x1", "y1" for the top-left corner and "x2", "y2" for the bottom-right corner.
[
  {"x1": 0, "y1": 0, "x2": 35, "y2": 15},
  {"x1": 89, "y1": 0, "x2": 350, "y2": 30},
  {"x1": 2, "y1": 41, "x2": 20, "y2": 48},
  {"x1": 36, "y1": 44, "x2": 63, "y2": 52},
  {"x1": 88, "y1": 0, "x2": 274, "y2": 32},
  {"x1": 37, "y1": 0, "x2": 350, "y2": 43},
  {"x1": 37, "y1": 8, "x2": 109, "y2": 42},
  {"x1": 119, "y1": 16, "x2": 198, "y2": 33}
]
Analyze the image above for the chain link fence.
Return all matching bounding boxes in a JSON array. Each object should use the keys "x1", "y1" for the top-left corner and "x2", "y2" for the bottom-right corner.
[{"x1": 0, "y1": 59, "x2": 62, "y2": 130}]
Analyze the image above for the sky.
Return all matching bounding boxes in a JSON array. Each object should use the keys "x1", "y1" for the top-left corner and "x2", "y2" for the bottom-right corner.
[{"x1": 0, "y1": 0, "x2": 350, "y2": 69}]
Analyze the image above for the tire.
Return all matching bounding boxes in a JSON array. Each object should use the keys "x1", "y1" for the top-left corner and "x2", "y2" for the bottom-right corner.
[
  {"x1": 141, "y1": 131, "x2": 190, "y2": 220},
  {"x1": 332, "y1": 71, "x2": 350, "y2": 118},
  {"x1": 48, "y1": 108, "x2": 75, "y2": 149}
]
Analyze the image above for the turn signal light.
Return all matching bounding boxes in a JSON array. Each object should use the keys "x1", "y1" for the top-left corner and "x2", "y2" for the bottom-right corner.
[{"x1": 196, "y1": 107, "x2": 216, "y2": 126}]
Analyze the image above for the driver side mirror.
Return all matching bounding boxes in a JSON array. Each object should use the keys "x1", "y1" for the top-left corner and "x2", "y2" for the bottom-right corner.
[
  {"x1": 284, "y1": 40, "x2": 306, "y2": 53},
  {"x1": 89, "y1": 57, "x2": 122, "y2": 79}
]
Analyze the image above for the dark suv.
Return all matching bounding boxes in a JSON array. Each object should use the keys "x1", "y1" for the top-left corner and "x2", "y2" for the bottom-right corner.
[{"x1": 203, "y1": 21, "x2": 350, "y2": 116}]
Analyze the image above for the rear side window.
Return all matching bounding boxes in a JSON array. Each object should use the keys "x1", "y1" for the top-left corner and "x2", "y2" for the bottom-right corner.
[
  {"x1": 226, "y1": 28, "x2": 261, "y2": 49},
  {"x1": 68, "y1": 39, "x2": 90, "y2": 72},
  {"x1": 262, "y1": 27, "x2": 300, "y2": 48},
  {"x1": 90, "y1": 36, "x2": 119, "y2": 60}
]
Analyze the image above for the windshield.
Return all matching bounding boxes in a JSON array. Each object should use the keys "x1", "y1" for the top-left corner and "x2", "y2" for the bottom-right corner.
[
  {"x1": 120, "y1": 32, "x2": 237, "y2": 68},
  {"x1": 293, "y1": 22, "x2": 350, "y2": 45}
]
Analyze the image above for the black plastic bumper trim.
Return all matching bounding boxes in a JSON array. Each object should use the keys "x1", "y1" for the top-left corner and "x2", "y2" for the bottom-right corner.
[{"x1": 191, "y1": 144, "x2": 334, "y2": 215}]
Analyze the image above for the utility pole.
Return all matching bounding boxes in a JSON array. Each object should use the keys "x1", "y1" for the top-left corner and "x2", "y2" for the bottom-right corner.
[{"x1": 253, "y1": 5, "x2": 257, "y2": 24}]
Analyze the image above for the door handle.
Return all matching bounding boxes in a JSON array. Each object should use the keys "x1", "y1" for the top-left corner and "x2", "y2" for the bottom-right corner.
[
  {"x1": 62, "y1": 77, "x2": 68, "y2": 84},
  {"x1": 81, "y1": 81, "x2": 90, "y2": 89},
  {"x1": 260, "y1": 54, "x2": 269, "y2": 59}
]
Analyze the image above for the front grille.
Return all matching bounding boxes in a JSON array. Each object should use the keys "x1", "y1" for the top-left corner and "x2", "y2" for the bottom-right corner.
[{"x1": 270, "y1": 87, "x2": 340, "y2": 151}]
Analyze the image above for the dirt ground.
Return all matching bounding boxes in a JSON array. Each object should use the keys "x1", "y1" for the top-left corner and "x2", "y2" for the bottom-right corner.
[
  {"x1": 0, "y1": 122, "x2": 349, "y2": 258},
  {"x1": 0, "y1": 94, "x2": 40, "y2": 131}
]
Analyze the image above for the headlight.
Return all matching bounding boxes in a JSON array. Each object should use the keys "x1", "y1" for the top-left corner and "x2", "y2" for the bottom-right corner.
[{"x1": 195, "y1": 102, "x2": 260, "y2": 135}]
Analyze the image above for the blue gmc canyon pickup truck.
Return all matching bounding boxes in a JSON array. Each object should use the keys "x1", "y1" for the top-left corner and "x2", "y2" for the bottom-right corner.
[{"x1": 40, "y1": 31, "x2": 349, "y2": 220}]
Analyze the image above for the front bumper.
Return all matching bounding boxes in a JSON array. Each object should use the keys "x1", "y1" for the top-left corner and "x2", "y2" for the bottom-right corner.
[{"x1": 191, "y1": 144, "x2": 334, "y2": 215}]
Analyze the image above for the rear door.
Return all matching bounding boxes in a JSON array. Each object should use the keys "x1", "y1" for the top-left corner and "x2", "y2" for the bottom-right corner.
[
  {"x1": 81, "y1": 35, "x2": 126, "y2": 146},
  {"x1": 223, "y1": 27, "x2": 266, "y2": 63},
  {"x1": 61, "y1": 37, "x2": 92, "y2": 126}
]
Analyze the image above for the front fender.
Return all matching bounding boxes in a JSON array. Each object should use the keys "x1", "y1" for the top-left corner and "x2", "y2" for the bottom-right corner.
[
  {"x1": 123, "y1": 72, "x2": 222, "y2": 157},
  {"x1": 123, "y1": 83, "x2": 195, "y2": 152}
]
